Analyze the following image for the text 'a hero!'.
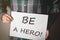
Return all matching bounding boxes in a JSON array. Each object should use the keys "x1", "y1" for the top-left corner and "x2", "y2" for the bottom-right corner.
[{"x1": 13, "y1": 27, "x2": 43, "y2": 37}]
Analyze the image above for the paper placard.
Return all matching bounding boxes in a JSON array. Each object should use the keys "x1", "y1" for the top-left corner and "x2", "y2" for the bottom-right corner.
[{"x1": 10, "y1": 11, "x2": 48, "y2": 40}]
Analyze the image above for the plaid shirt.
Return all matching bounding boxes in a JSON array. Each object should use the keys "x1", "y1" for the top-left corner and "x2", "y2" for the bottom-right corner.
[
  {"x1": 11, "y1": 0, "x2": 59, "y2": 14},
  {"x1": 11, "y1": 0, "x2": 47, "y2": 13},
  {"x1": 10, "y1": 0, "x2": 59, "y2": 40}
]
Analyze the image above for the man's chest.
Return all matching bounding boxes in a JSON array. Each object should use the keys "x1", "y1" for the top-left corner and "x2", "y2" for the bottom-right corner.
[{"x1": 11, "y1": 0, "x2": 47, "y2": 13}]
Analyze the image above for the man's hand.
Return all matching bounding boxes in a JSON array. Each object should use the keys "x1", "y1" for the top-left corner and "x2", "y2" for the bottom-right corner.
[{"x1": 2, "y1": 13, "x2": 13, "y2": 23}]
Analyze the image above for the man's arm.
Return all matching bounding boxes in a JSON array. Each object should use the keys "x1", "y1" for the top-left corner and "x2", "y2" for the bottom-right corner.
[{"x1": 47, "y1": 0, "x2": 59, "y2": 29}]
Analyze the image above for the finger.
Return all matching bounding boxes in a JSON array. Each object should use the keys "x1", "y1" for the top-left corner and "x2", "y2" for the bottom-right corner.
[
  {"x1": 3, "y1": 19, "x2": 11, "y2": 24},
  {"x1": 2, "y1": 14, "x2": 12, "y2": 21},
  {"x1": 2, "y1": 15, "x2": 11, "y2": 23},
  {"x1": 5, "y1": 14, "x2": 13, "y2": 20},
  {"x1": 46, "y1": 30, "x2": 49, "y2": 39},
  {"x1": 6, "y1": 16, "x2": 12, "y2": 22},
  {"x1": 4, "y1": 14, "x2": 13, "y2": 21}
]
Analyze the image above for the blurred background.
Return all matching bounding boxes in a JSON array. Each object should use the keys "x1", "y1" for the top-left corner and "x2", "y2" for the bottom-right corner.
[{"x1": 0, "y1": 0, "x2": 10, "y2": 40}]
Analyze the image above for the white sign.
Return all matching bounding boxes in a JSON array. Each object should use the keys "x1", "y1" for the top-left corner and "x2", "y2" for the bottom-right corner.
[{"x1": 10, "y1": 11, "x2": 48, "y2": 40}]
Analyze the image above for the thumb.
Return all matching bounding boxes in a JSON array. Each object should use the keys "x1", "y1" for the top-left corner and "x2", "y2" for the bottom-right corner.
[{"x1": 46, "y1": 30, "x2": 49, "y2": 39}]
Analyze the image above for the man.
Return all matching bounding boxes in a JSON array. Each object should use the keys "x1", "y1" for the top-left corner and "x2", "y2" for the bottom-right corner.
[
  {"x1": 1, "y1": 0, "x2": 59, "y2": 40},
  {"x1": 2, "y1": 0, "x2": 49, "y2": 40}
]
